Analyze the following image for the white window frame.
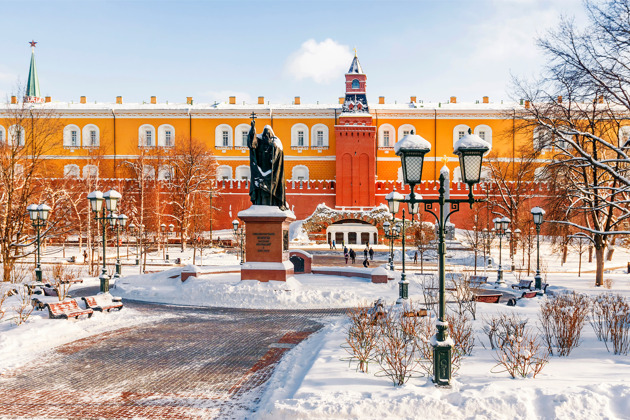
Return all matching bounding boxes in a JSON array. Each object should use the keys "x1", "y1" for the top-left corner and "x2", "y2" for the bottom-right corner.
[
  {"x1": 216, "y1": 165, "x2": 232, "y2": 180},
  {"x1": 215, "y1": 124, "x2": 233, "y2": 148},
  {"x1": 0, "y1": 125, "x2": 5, "y2": 144},
  {"x1": 453, "y1": 124, "x2": 471, "y2": 148},
  {"x1": 533, "y1": 126, "x2": 553, "y2": 152},
  {"x1": 620, "y1": 126, "x2": 630, "y2": 148},
  {"x1": 158, "y1": 124, "x2": 175, "y2": 147},
  {"x1": 63, "y1": 124, "x2": 81, "y2": 148},
  {"x1": 82, "y1": 124, "x2": 100, "y2": 147},
  {"x1": 291, "y1": 123, "x2": 309, "y2": 148},
  {"x1": 398, "y1": 124, "x2": 416, "y2": 141},
  {"x1": 138, "y1": 124, "x2": 156, "y2": 148},
  {"x1": 8, "y1": 125, "x2": 25, "y2": 146},
  {"x1": 82, "y1": 164, "x2": 98, "y2": 179},
  {"x1": 378, "y1": 123, "x2": 395, "y2": 148},
  {"x1": 142, "y1": 164, "x2": 156, "y2": 179},
  {"x1": 474, "y1": 124, "x2": 492, "y2": 151},
  {"x1": 234, "y1": 123, "x2": 250, "y2": 148},
  {"x1": 63, "y1": 164, "x2": 80, "y2": 178},
  {"x1": 291, "y1": 165, "x2": 309, "y2": 181},
  {"x1": 158, "y1": 165, "x2": 173, "y2": 180},
  {"x1": 235, "y1": 165, "x2": 251, "y2": 180},
  {"x1": 311, "y1": 124, "x2": 329, "y2": 148}
]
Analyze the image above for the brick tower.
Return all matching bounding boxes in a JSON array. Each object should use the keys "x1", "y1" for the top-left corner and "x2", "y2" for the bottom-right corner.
[{"x1": 334, "y1": 53, "x2": 378, "y2": 209}]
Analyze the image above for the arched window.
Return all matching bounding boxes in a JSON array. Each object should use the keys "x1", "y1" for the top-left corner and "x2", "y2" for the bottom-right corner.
[
  {"x1": 8, "y1": 125, "x2": 25, "y2": 146},
  {"x1": 291, "y1": 123, "x2": 309, "y2": 148},
  {"x1": 292, "y1": 165, "x2": 309, "y2": 181},
  {"x1": 311, "y1": 124, "x2": 329, "y2": 147},
  {"x1": 82, "y1": 124, "x2": 100, "y2": 147},
  {"x1": 378, "y1": 124, "x2": 395, "y2": 148},
  {"x1": 216, "y1": 165, "x2": 232, "y2": 180},
  {"x1": 14, "y1": 164, "x2": 23, "y2": 178},
  {"x1": 534, "y1": 167, "x2": 547, "y2": 182},
  {"x1": 453, "y1": 166, "x2": 462, "y2": 183},
  {"x1": 158, "y1": 165, "x2": 173, "y2": 180},
  {"x1": 143, "y1": 165, "x2": 155, "y2": 179},
  {"x1": 215, "y1": 124, "x2": 233, "y2": 148},
  {"x1": 0, "y1": 125, "x2": 6, "y2": 144},
  {"x1": 138, "y1": 124, "x2": 156, "y2": 147},
  {"x1": 351, "y1": 79, "x2": 360, "y2": 89},
  {"x1": 474, "y1": 124, "x2": 492, "y2": 150},
  {"x1": 63, "y1": 124, "x2": 81, "y2": 147},
  {"x1": 620, "y1": 126, "x2": 630, "y2": 148},
  {"x1": 63, "y1": 164, "x2": 80, "y2": 178},
  {"x1": 480, "y1": 167, "x2": 491, "y2": 181},
  {"x1": 234, "y1": 124, "x2": 250, "y2": 148},
  {"x1": 82, "y1": 164, "x2": 98, "y2": 179},
  {"x1": 453, "y1": 124, "x2": 471, "y2": 148},
  {"x1": 235, "y1": 165, "x2": 251, "y2": 180},
  {"x1": 533, "y1": 127, "x2": 552, "y2": 152},
  {"x1": 398, "y1": 124, "x2": 416, "y2": 141},
  {"x1": 158, "y1": 124, "x2": 175, "y2": 147}
]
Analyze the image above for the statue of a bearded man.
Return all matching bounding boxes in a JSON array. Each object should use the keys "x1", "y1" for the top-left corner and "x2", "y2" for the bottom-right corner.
[{"x1": 247, "y1": 120, "x2": 287, "y2": 210}]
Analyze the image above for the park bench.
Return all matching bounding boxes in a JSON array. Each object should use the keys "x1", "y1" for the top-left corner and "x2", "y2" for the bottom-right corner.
[
  {"x1": 511, "y1": 280, "x2": 532, "y2": 290},
  {"x1": 59, "y1": 277, "x2": 83, "y2": 285},
  {"x1": 82, "y1": 294, "x2": 124, "y2": 312},
  {"x1": 469, "y1": 276, "x2": 488, "y2": 288},
  {"x1": 45, "y1": 299, "x2": 93, "y2": 320},
  {"x1": 474, "y1": 293, "x2": 502, "y2": 303},
  {"x1": 521, "y1": 291, "x2": 537, "y2": 299}
]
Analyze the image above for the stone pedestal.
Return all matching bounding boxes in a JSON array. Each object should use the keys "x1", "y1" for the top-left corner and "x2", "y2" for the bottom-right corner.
[{"x1": 238, "y1": 205, "x2": 296, "y2": 282}]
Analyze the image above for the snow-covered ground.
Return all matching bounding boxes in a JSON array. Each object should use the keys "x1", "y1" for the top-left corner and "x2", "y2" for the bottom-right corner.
[{"x1": 3, "y1": 235, "x2": 630, "y2": 418}]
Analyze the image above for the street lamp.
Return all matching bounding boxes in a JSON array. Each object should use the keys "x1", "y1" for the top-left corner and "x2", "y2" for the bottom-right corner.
[
  {"x1": 394, "y1": 128, "x2": 489, "y2": 387},
  {"x1": 167, "y1": 223, "x2": 174, "y2": 261},
  {"x1": 232, "y1": 219, "x2": 244, "y2": 265},
  {"x1": 27, "y1": 203, "x2": 50, "y2": 282},
  {"x1": 88, "y1": 189, "x2": 121, "y2": 293},
  {"x1": 384, "y1": 188, "x2": 403, "y2": 271},
  {"x1": 512, "y1": 228, "x2": 521, "y2": 271},
  {"x1": 160, "y1": 223, "x2": 167, "y2": 261},
  {"x1": 531, "y1": 206, "x2": 545, "y2": 291},
  {"x1": 113, "y1": 214, "x2": 127, "y2": 277},
  {"x1": 493, "y1": 216, "x2": 510, "y2": 285}
]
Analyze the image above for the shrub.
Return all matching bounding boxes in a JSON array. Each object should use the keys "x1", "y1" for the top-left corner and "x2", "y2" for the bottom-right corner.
[
  {"x1": 448, "y1": 272, "x2": 477, "y2": 320},
  {"x1": 483, "y1": 313, "x2": 528, "y2": 350},
  {"x1": 492, "y1": 326, "x2": 549, "y2": 378},
  {"x1": 604, "y1": 278, "x2": 614, "y2": 289},
  {"x1": 343, "y1": 303, "x2": 381, "y2": 373},
  {"x1": 539, "y1": 291, "x2": 590, "y2": 356},
  {"x1": 13, "y1": 286, "x2": 34, "y2": 326},
  {"x1": 590, "y1": 293, "x2": 630, "y2": 355}
]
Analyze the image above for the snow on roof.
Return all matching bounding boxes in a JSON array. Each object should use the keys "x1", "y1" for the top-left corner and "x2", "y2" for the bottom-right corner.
[
  {"x1": 440, "y1": 165, "x2": 450, "y2": 177},
  {"x1": 238, "y1": 205, "x2": 296, "y2": 219},
  {"x1": 385, "y1": 190, "x2": 404, "y2": 201},
  {"x1": 453, "y1": 132, "x2": 491, "y2": 152},
  {"x1": 394, "y1": 132, "x2": 431, "y2": 155}
]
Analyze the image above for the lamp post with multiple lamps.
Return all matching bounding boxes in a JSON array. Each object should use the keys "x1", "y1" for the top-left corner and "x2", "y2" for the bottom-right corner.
[
  {"x1": 112, "y1": 214, "x2": 127, "y2": 278},
  {"x1": 232, "y1": 219, "x2": 245, "y2": 265},
  {"x1": 389, "y1": 129, "x2": 490, "y2": 386},
  {"x1": 531, "y1": 207, "x2": 545, "y2": 291},
  {"x1": 87, "y1": 190, "x2": 121, "y2": 293},
  {"x1": 27, "y1": 204, "x2": 51, "y2": 283},
  {"x1": 492, "y1": 216, "x2": 510, "y2": 285},
  {"x1": 382, "y1": 220, "x2": 401, "y2": 271}
]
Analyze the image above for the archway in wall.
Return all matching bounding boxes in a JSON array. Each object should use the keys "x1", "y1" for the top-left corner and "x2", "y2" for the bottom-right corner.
[{"x1": 326, "y1": 219, "x2": 378, "y2": 245}]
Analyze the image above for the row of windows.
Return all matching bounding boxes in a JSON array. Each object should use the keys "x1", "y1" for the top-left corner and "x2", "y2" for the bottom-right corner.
[
  {"x1": 216, "y1": 164, "x2": 309, "y2": 181},
  {"x1": 378, "y1": 124, "x2": 494, "y2": 149},
  {"x1": 214, "y1": 124, "x2": 331, "y2": 149},
  {"x1": 63, "y1": 163, "x2": 174, "y2": 180},
  {"x1": 0, "y1": 125, "x2": 25, "y2": 146},
  {"x1": 63, "y1": 124, "x2": 100, "y2": 147}
]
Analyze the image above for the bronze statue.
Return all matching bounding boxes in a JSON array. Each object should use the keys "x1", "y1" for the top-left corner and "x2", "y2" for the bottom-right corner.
[{"x1": 247, "y1": 118, "x2": 287, "y2": 209}]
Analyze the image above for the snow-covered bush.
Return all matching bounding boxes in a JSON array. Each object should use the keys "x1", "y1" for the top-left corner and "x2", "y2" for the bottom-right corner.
[
  {"x1": 539, "y1": 291, "x2": 590, "y2": 356},
  {"x1": 48, "y1": 264, "x2": 84, "y2": 301},
  {"x1": 482, "y1": 313, "x2": 528, "y2": 350},
  {"x1": 492, "y1": 326, "x2": 549, "y2": 379},
  {"x1": 419, "y1": 274, "x2": 438, "y2": 313},
  {"x1": 13, "y1": 286, "x2": 33, "y2": 326},
  {"x1": 590, "y1": 293, "x2": 630, "y2": 355},
  {"x1": 343, "y1": 303, "x2": 381, "y2": 373},
  {"x1": 373, "y1": 303, "x2": 424, "y2": 386},
  {"x1": 449, "y1": 272, "x2": 477, "y2": 320}
]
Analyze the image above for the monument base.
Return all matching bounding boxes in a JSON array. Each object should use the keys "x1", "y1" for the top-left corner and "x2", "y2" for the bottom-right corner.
[{"x1": 238, "y1": 205, "x2": 296, "y2": 282}]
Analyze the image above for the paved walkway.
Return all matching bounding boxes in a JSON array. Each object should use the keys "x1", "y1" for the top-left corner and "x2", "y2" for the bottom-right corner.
[{"x1": 0, "y1": 287, "x2": 345, "y2": 419}]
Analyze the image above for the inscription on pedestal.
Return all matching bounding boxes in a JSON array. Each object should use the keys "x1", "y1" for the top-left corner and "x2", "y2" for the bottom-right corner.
[{"x1": 254, "y1": 232, "x2": 274, "y2": 253}]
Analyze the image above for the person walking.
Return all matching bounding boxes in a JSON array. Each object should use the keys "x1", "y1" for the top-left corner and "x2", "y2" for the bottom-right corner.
[
  {"x1": 369, "y1": 247, "x2": 374, "y2": 261},
  {"x1": 83, "y1": 250, "x2": 88, "y2": 264},
  {"x1": 350, "y1": 248, "x2": 356, "y2": 264},
  {"x1": 363, "y1": 257, "x2": 370, "y2": 268},
  {"x1": 329, "y1": 239, "x2": 333, "y2": 249},
  {"x1": 332, "y1": 239, "x2": 336, "y2": 249},
  {"x1": 344, "y1": 248, "x2": 349, "y2": 264},
  {"x1": 414, "y1": 251, "x2": 418, "y2": 264},
  {"x1": 363, "y1": 245, "x2": 369, "y2": 261}
]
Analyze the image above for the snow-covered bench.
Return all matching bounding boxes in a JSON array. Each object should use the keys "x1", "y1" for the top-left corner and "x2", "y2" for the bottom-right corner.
[
  {"x1": 511, "y1": 280, "x2": 532, "y2": 290},
  {"x1": 45, "y1": 299, "x2": 93, "y2": 320},
  {"x1": 469, "y1": 276, "x2": 488, "y2": 288},
  {"x1": 82, "y1": 294, "x2": 123, "y2": 312},
  {"x1": 474, "y1": 293, "x2": 502, "y2": 303}
]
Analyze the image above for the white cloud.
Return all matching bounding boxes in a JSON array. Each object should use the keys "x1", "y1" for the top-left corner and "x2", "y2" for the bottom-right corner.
[{"x1": 285, "y1": 39, "x2": 353, "y2": 84}]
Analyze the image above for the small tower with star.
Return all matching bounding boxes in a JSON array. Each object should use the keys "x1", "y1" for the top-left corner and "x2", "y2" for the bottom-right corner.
[{"x1": 24, "y1": 40, "x2": 44, "y2": 104}]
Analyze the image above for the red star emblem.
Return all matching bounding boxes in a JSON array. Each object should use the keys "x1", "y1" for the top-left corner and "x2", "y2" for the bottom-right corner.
[{"x1": 29, "y1": 40, "x2": 37, "y2": 48}]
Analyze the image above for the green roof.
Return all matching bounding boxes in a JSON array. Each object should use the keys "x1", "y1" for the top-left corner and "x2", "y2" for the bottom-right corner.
[{"x1": 26, "y1": 50, "x2": 41, "y2": 98}]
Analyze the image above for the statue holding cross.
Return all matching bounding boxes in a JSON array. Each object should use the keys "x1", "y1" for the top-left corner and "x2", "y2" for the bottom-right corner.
[{"x1": 247, "y1": 112, "x2": 287, "y2": 210}]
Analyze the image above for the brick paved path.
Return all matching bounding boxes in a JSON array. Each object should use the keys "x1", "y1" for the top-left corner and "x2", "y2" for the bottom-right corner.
[{"x1": 0, "y1": 288, "x2": 345, "y2": 419}]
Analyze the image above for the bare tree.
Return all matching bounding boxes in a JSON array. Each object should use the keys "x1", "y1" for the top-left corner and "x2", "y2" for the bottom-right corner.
[
  {"x1": 408, "y1": 215, "x2": 435, "y2": 274},
  {"x1": 515, "y1": 0, "x2": 630, "y2": 286}
]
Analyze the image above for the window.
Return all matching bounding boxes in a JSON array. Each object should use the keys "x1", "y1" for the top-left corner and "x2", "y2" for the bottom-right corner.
[
  {"x1": 533, "y1": 127, "x2": 553, "y2": 152},
  {"x1": 311, "y1": 124, "x2": 329, "y2": 148},
  {"x1": 352, "y1": 79, "x2": 360, "y2": 89},
  {"x1": 242, "y1": 131, "x2": 248, "y2": 146},
  {"x1": 398, "y1": 124, "x2": 416, "y2": 141},
  {"x1": 620, "y1": 126, "x2": 630, "y2": 147},
  {"x1": 158, "y1": 124, "x2": 175, "y2": 147},
  {"x1": 138, "y1": 124, "x2": 156, "y2": 147},
  {"x1": 291, "y1": 123, "x2": 309, "y2": 148},
  {"x1": 82, "y1": 165, "x2": 98, "y2": 179},
  {"x1": 403, "y1": 130, "x2": 410, "y2": 137},
  {"x1": 383, "y1": 131, "x2": 390, "y2": 147},
  {"x1": 378, "y1": 124, "x2": 395, "y2": 148},
  {"x1": 458, "y1": 131, "x2": 466, "y2": 139},
  {"x1": 143, "y1": 165, "x2": 155, "y2": 179},
  {"x1": 291, "y1": 165, "x2": 309, "y2": 181},
  {"x1": 215, "y1": 124, "x2": 233, "y2": 148},
  {"x1": 0, "y1": 126, "x2": 4, "y2": 143},
  {"x1": 235, "y1": 165, "x2": 251, "y2": 180},
  {"x1": 474, "y1": 125, "x2": 492, "y2": 150},
  {"x1": 298, "y1": 131, "x2": 305, "y2": 147},
  {"x1": 63, "y1": 164, "x2": 80, "y2": 178},
  {"x1": 453, "y1": 124, "x2": 471, "y2": 148},
  {"x1": 316, "y1": 130, "x2": 324, "y2": 147},
  {"x1": 234, "y1": 123, "x2": 250, "y2": 147},
  {"x1": 158, "y1": 165, "x2": 173, "y2": 180},
  {"x1": 216, "y1": 165, "x2": 232, "y2": 180},
  {"x1": 63, "y1": 124, "x2": 81, "y2": 147},
  {"x1": 82, "y1": 124, "x2": 100, "y2": 147},
  {"x1": 478, "y1": 131, "x2": 485, "y2": 140}
]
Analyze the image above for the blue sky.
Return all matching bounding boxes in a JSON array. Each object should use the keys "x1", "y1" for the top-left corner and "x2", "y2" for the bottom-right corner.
[{"x1": 0, "y1": 0, "x2": 585, "y2": 105}]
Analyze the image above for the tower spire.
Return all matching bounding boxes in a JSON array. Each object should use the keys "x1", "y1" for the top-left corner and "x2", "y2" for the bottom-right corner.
[{"x1": 25, "y1": 40, "x2": 44, "y2": 104}]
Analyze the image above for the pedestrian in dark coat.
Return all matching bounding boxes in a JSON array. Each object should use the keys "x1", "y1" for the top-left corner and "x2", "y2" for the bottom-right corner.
[
  {"x1": 369, "y1": 247, "x2": 374, "y2": 261},
  {"x1": 344, "y1": 250, "x2": 349, "y2": 264},
  {"x1": 363, "y1": 257, "x2": 370, "y2": 268},
  {"x1": 364, "y1": 246, "x2": 369, "y2": 260},
  {"x1": 414, "y1": 251, "x2": 418, "y2": 264},
  {"x1": 350, "y1": 248, "x2": 356, "y2": 264}
]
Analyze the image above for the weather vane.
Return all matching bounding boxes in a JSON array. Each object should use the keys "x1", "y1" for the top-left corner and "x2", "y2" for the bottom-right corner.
[{"x1": 441, "y1": 155, "x2": 449, "y2": 166}]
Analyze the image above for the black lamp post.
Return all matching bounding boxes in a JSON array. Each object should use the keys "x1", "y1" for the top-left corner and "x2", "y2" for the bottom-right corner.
[
  {"x1": 88, "y1": 189, "x2": 121, "y2": 293},
  {"x1": 493, "y1": 216, "x2": 510, "y2": 285},
  {"x1": 27, "y1": 203, "x2": 51, "y2": 283},
  {"x1": 512, "y1": 228, "x2": 521, "y2": 271},
  {"x1": 160, "y1": 223, "x2": 167, "y2": 261},
  {"x1": 531, "y1": 206, "x2": 545, "y2": 291},
  {"x1": 113, "y1": 214, "x2": 127, "y2": 278},
  {"x1": 167, "y1": 223, "x2": 174, "y2": 261},
  {"x1": 233, "y1": 219, "x2": 244, "y2": 265},
  {"x1": 393, "y1": 128, "x2": 489, "y2": 387}
]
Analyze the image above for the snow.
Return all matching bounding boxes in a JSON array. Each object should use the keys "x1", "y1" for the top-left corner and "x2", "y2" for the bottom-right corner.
[
  {"x1": 453, "y1": 131, "x2": 491, "y2": 152},
  {"x1": 394, "y1": 132, "x2": 431, "y2": 154},
  {"x1": 385, "y1": 190, "x2": 404, "y2": 201},
  {"x1": 238, "y1": 205, "x2": 296, "y2": 219}
]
